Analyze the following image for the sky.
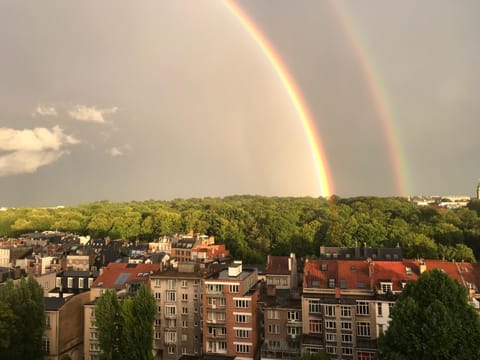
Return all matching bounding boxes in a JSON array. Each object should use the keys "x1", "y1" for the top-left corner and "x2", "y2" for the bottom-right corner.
[{"x1": 1, "y1": 0, "x2": 479, "y2": 206}]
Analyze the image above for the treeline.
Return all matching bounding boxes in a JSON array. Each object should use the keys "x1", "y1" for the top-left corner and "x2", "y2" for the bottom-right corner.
[{"x1": 1, "y1": 196, "x2": 480, "y2": 263}]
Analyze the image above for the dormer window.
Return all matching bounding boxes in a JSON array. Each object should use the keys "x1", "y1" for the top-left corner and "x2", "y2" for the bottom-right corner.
[
  {"x1": 328, "y1": 278, "x2": 336, "y2": 288},
  {"x1": 321, "y1": 264, "x2": 328, "y2": 271},
  {"x1": 380, "y1": 282, "x2": 393, "y2": 294}
]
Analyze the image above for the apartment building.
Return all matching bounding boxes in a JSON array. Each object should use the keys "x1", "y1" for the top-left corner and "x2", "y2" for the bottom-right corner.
[
  {"x1": 203, "y1": 261, "x2": 260, "y2": 360},
  {"x1": 261, "y1": 253, "x2": 301, "y2": 360},
  {"x1": 84, "y1": 262, "x2": 160, "y2": 360},
  {"x1": 150, "y1": 262, "x2": 204, "y2": 360},
  {"x1": 301, "y1": 258, "x2": 480, "y2": 360},
  {"x1": 43, "y1": 292, "x2": 91, "y2": 360}
]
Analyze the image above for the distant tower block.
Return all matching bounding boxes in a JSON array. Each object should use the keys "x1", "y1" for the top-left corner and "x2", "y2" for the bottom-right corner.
[{"x1": 477, "y1": 181, "x2": 480, "y2": 200}]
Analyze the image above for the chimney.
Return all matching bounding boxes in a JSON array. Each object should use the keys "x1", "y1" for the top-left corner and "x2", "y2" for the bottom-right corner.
[{"x1": 419, "y1": 261, "x2": 427, "y2": 274}]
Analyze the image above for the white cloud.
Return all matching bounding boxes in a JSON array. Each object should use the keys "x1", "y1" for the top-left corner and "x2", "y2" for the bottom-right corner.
[
  {"x1": 107, "y1": 144, "x2": 132, "y2": 157},
  {"x1": 0, "y1": 126, "x2": 79, "y2": 176},
  {"x1": 68, "y1": 105, "x2": 118, "y2": 123},
  {"x1": 33, "y1": 105, "x2": 57, "y2": 117},
  {"x1": 0, "y1": 126, "x2": 79, "y2": 152}
]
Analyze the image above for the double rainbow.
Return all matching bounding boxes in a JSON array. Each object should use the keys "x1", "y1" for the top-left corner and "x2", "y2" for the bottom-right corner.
[
  {"x1": 223, "y1": 0, "x2": 409, "y2": 197},
  {"x1": 223, "y1": 0, "x2": 334, "y2": 198}
]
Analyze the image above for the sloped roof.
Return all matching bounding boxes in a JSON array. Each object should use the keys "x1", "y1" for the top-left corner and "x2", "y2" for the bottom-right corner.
[
  {"x1": 266, "y1": 255, "x2": 290, "y2": 275},
  {"x1": 92, "y1": 262, "x2": 160, "y2": 289}
]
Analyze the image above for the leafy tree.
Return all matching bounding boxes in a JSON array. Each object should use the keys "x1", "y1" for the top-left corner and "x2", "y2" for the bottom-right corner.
[
  {"x1": 96, "y1": 285, "x2": 155, "y2": 360},
  {"x1": 0, "y1": 276, "x2": 45, "y2": 360},
  {"x1": 377, "y1": 269, "x2": 480, "y2": 359},
  {"x1": 95, "y1": 289, "x2": 123, "y2": 360}
]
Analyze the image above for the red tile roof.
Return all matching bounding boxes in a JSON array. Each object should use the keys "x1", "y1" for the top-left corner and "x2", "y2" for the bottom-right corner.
[
  {"x1": 266, "y1": 255, "x2": 291, "y2": 275},
  {"x1": 92, "y1": 262, "x2": 161, "y2": 289},
  {"x1": 303, "y1": 258, "x2": 480, "y2": 294}
]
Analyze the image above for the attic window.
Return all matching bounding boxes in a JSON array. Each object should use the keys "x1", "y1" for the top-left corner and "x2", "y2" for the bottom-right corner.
[
  {"x1": 328, "y1": 278, "x2": 335, "y2": 288},
  {"x1": 380, "y1": 282, "x2": 393, "y2": 294},
  {"x1": 405, "y1": 267, "x2": 413, "y2": 276},
  {"x1": 321, "y1": 264, "x2": 328, "y2": 271},
  {"x1": 340, "y1": 279, "x2": 347, "y2": 289}
]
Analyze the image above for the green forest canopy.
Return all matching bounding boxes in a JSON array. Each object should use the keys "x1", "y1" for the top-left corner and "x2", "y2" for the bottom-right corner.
[{"x1": 1, "y1": 196, "x2": 480, "y2": 264}]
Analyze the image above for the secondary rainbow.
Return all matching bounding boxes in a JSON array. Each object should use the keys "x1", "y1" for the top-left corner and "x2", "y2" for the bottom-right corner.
[
  {"x1": 330, "y1": 1, "x2": 409, "y2": 196},
  {"x1": 223, "y1": 0, "x2": 334, "y2": 197}
]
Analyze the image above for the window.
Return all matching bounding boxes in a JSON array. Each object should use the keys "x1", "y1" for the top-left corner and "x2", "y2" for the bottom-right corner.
[
  {"x1": 309, "y1": 320, "x2": 322, "y2": 333},
  {"x1": 56, "y1": 277, "x2": 61, "y2": 288},
  {"x1": 154, "y1": 279, "x2": 161, "y2": 287},
  {"x1": 43, "y1": 336, "x2": 50, "y2": 354},
  {"x1": 155, "y1": 292, "x2": 161, "y2": 300},
  {"x1": 325, "y1": 321, "x2": 336, "y2": 330},
  {"x1": 321, "y1": 264, "x2": 328, "y2": 271},
  {"x1": 90, "y1": 342, "x2": 100, "y2": 351},
  {"x1": 168, "y1": 279, "x2": 176, "y2": 290},
  {"x1": 165, "y1": 305, "x2": 176, "y2": 317},
  {"x1": 79, "y1": 277, "x2": 85, "y2": 288},
  {"x1": 236, "y1": 344, "x2": 251, "y2": 353},
  {"x1": 342, "y1": 334, "x2": 352, "y2": 343},
  {"x1": 357, "y1": 322, "x2": 371, "y2": 337},
  {"x1": 165, "y1": 330, "x2": 177, "y2": 343},
  {"x1": 324, "y1": 305, "x2": 335, "y2": 317},
  {"x1": 341, "y1": 306, "x2": 351, "y2": 317},
  {"x1": 378, "y1": 324, "x2": 384, "y2": 335},
  {"x1": 342, "y1": 347, "x2": 353, "y2": 356},
  {"x1": 167, "y1": 345, "x2": 175, "y2": 354},
  {"x1": 388, "y1": 302, "x2": 394, "y2": 314},
  {"x1": 287, "y1": 326, "x2": 301, "y2": 336},
  {"x1": 341, "y1": 321, "x2": 352, "y2": 331},
  {"x1": 166, "y1": 291, "x2": 176, "y2": 302},
  {"x1": 181, "y1": 280, "x2": 188, "y2": 288},
  {"x1": 235, "y1": 314, "x2": 249, "y2": 323},
  {"x1": 167, "y1": 319, "x2": 176, "y2": 328},
  {"x1": 217, "y1": 312, "x2": 226, "y2": 321},
  {"x1": 182, "y1": 307, "x2": 188, "y2": 314},
  {"x1": 381, "y1": 282, "x2": 393, "y2": 293},
  {"x1": 235, "y1": 329, "x2": 250, "y2": 338},
  {"x1": 326, "y1": 333, "x2": 336, "y2": 342},
  {"x1": 328, "y1": 278, "x2": 335, "y2": 288},
  {"x1": 309, "y1": 300, "x2": 321, "y2": 314},
  {"x1": 357, "y1": 351, "x2": 375, "y2": 360},
  {"x1": 340, "y1": 279, "x2": 347, "y2": 288},
  {"x1": 326, "y1": 345, "x2": 337, "y2": 354},
  {"x1": 181, "y1": 334, "x2": 188, "y2": 341},
  {"x1": 235, "y1": 299, "x2": 250, "y2": 308},
  {"x1": 90, "y1": 331, "x2": 98, "y2": 340},
  {"x1": 182, "y1": 320, "x2": 188, "y2": 328},
  {"x1": 357, "y1": 301, "x2": 369, "y2": 315},
  {"x1": 377, "y1": 302, "x2": 383, "y2": 316},
  {"x1": 155, "y1": 319, "x2": 161, "y2": 327},
  {"x1": 218, "y1": 297, "x2": 226, "y2": 306},
  {"x1": 287, "y1": 311, "x2": 300, "y2": 321},
  {"x1": 206, "y1": 284, "x2": 223, "y2": 293},
  {"x1": 230, "y1": 284, "x2": 239, "y2": 293},
  {"x1": 268, "y1": 324, "x2": 280, "y2": 334},
  {"x1": 182, "y1": 347, "x2": 187, "y2": 354},
  {"x1": 267, "y1": 309, "x2": 279, "y2": 319},
  {"x1": 45, "y1": 315, "x2": 50, "y2": 328},
  {"x1": 182, "y1": 293, "x2": 188, "y2": 301},
  {"x1": 67, "y1": 277, "x2": 73, "y2": 288}
]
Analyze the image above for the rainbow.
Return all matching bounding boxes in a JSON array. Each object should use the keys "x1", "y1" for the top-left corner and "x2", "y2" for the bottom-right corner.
[
  {"x1": 223, "y1": 0, "x2": 334, "y2": 197},
  {"x1": 329, "y1": 1, "x2": 409, "y2": 196}
]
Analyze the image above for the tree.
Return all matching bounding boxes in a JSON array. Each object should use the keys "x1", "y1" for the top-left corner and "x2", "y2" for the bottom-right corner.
[
  {"x1": 377, "y1": 269, "x2": 480, "y2": 359},
  {"x1": 0, "y1": 276, "x2": 45, "y2": 360},
  {"x1": 95, "y1": 290, "x2": 123, "y2": 360},
  {"x1": 96, "y1": 285, "x2": 156, "y2": 360}
]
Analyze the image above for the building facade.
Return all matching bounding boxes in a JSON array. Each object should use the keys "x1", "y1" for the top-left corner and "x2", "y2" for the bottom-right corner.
[{"x1": 203, "y1": 261, "x2": 260, "y2": 360}]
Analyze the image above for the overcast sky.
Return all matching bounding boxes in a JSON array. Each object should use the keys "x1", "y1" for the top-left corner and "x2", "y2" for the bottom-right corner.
[{"x1": 1, "y1": 0, "x2": 479, "y2": 206}]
